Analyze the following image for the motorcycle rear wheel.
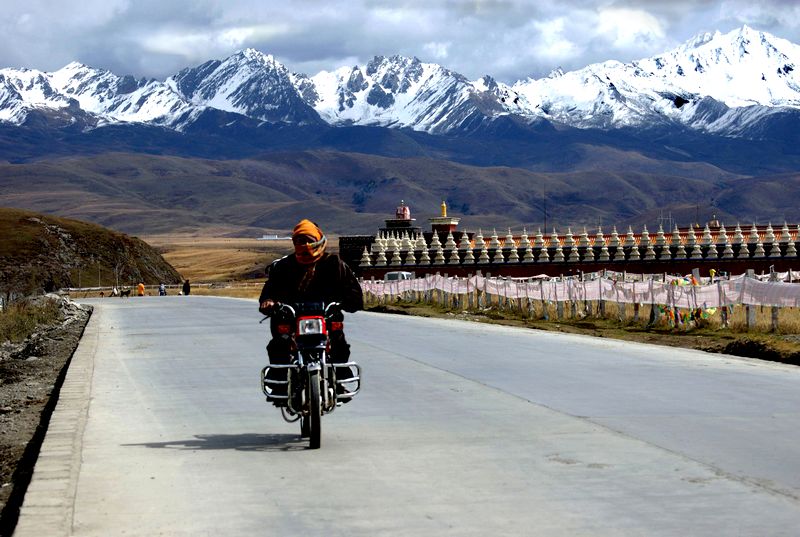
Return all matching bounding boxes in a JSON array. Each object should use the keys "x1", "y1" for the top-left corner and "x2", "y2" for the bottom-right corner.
[{"x1": 308, "y1": 370, "x2": 322, "y2": 449}]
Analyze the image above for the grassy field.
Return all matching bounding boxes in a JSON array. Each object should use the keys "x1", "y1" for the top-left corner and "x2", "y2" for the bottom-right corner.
[
  {"x1": 0, "y1": 298, "x2": 61, "y2": 343},
  {"x1": 142, "y1": 234, "x2": 297, "y2": 282},
  {"x1": 189, "y1": 285, "x2": 263, "y2": 300}
]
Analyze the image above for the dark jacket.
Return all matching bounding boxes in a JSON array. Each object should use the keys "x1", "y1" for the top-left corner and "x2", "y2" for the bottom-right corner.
[{"x1": 259, "y1": 253, "x2": 363, "y2": 313}]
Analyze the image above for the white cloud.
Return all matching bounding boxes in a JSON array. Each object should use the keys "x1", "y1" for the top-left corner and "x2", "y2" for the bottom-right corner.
[
  {"x1": 1, "y1": 0, "x2": 800, "y2": 84},
  {"x1": 423, "y1": 41, "x2": 451, "y2": 60},
  {"x1": 9, "y1": 0, "x2": 130, "y2": 28},
  {"x1": 217, "y1": 27, "x2": 256, "y2": 48},
  {"x1": 597, "y1": 8, "x2": 666, "y2": 48},
  {"x1": 141, "y1": 31, "x2": 218, "y2": 57},
  {"x1": 16, "y1": 13, "x2": 32, "y2": 28},
  {"x1": 531, "y1": 18, "x2": 580, "y2": 60},
  {"x1": 371, "y1": 7, "x2": 410, "y2": 25},
  {"x1": 142, "y1": 24, "x2": 290, "y2": 58},
  {"x1": 229, "y1": 24, "x2": 292, "y2": 46},
  {"x1": 718, "y1": 1, "x2": 800, "y2": 29}
]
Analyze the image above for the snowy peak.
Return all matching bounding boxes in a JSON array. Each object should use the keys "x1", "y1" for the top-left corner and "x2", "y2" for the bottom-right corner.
[
  {"x1": 238, "y1": 48, "x2": 280, "y2": 66},
  {"x1": 472, "y1": 75, "x2": 499, "y2": 93},
  {"x1": 508, "y1": 25, "x2": 800, "y2": 131},
  {"x1": 364, "y1": 55, "x2": 425, "y2": 95},
  {"x1": 50, "y1": 63, "x2": 163, "y2": 116},
  {"x1": 684, "y1": 31, "x2": 718, "y2": 50},
  {"x1": 0, "y1": 67, "x2": 76, "y2": 124},
  {"x1": 0, "y1": 68, "x2": 69, "y2": 106},
  {"x1": 301, "y1": 26, "x2": 800, "y2": 134},
  {"x1": 638, "y1": 25, "x2": 800, "y2": 106},
  {"x1": 0, "y1": 62, "x2": 195, "y2": 127},
  {"x1": 308, "y1": 54, "x2": 497, "y2": 132},
  {"x1": 169, "y1": 49, "x2": 319, "y2": 124}
]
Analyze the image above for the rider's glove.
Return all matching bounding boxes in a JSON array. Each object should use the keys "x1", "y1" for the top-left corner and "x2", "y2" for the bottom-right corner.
[{"x1": 259, "y1": 299, "x2": 277, "y2": 316}]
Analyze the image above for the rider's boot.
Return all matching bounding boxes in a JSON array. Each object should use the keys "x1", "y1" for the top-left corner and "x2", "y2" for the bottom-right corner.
[{"x1": 265, "y1": 367, "x2": 289, "y2": 406}]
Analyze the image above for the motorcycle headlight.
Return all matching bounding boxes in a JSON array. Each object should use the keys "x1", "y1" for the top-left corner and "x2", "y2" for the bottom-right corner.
[{"x1": 297, "y1": 317, "x2": 326, "y2": 335}]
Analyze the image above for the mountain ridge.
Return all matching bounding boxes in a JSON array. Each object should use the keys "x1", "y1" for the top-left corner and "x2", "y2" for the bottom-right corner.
[
  {"x1": 0, "y1": 149, "x2": 772, "y2": 237},
  {"x1": 1, "y1": 25, "x2": 799, "y2": 138}
]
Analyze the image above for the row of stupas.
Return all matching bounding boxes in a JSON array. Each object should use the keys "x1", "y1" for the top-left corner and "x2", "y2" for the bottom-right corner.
[{"x1": 351, "y1": 202, "x2": 800, "y2": 270}]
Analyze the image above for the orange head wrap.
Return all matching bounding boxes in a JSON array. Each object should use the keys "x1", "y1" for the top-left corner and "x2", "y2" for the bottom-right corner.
[{"x1": 292, "y1": 219, "x2": 327, "y2": 264}]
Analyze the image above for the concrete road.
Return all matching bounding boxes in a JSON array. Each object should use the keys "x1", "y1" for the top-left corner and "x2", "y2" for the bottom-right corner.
[{"x1": 14, "y1": 296, "x2": 800, "y2": 536}]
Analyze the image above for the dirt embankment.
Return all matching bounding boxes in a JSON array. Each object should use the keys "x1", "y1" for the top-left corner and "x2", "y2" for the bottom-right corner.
[
  {"x1": 0, "y1": 207, "x2": 182, "y2": 298},
  {"x1": 0, "y1": 295, "x2": 91, "y2": 536}
]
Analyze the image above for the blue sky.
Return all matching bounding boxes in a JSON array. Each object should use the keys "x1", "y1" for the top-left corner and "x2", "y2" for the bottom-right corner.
[{"x1": 2, "y1": 0, "x2": 799, "y2": 83}]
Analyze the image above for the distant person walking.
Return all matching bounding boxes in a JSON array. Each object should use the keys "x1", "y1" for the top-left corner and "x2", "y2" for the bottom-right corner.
[
  {"x1": 182, "y1": 280, "x2": 191, "y2": 296},
  {"x1": 43, "y1": 276, "x2": 56, "y2": 294},
  {"x1": 137, "y1": 282, "x2": 145, "y2": 296}
]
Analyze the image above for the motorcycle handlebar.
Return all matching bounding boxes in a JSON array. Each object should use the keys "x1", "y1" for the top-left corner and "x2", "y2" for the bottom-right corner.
[
  {"x1": 277, "y1": 303, "x2": 296, "y2": 317},
  {"x1": 261, "y1": 301, "x2": 340, "y2": 321}
]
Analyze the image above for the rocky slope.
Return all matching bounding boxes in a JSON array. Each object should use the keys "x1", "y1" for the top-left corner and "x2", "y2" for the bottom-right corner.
[{"x1": 0, "y1": 208, "x2": 182, "y2": 297}]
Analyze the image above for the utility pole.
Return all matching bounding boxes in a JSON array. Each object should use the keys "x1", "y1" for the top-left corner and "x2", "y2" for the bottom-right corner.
[
  {"x1": 543, "y1": 184, "x2": 547, "y2": 232},
  {"x1": 658, "y1": 211, "x2": 674, "y2": 232},
  {"x1": 114, "y1": 257, "x2": 122, "y2": 289}
]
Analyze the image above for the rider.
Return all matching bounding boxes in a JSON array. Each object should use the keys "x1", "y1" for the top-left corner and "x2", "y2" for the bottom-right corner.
[{"x1": 258, "y1": 219, "x2": 363, "y2": 404}]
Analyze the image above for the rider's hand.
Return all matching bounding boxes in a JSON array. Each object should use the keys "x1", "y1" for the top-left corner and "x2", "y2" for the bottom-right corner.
[{"x1": 259, "y1": 299, "x2": 276, "y2": 315}]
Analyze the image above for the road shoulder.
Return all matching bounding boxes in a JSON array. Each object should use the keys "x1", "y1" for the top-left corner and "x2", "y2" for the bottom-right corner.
[{"x1": 13, "y1": 307, "x2": 101, "y2": 537}]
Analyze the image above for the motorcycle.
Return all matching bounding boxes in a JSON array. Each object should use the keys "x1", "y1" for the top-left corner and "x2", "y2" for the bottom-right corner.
[{"x1": 260, "y1": 302, "x2": 361, "y2": 449}]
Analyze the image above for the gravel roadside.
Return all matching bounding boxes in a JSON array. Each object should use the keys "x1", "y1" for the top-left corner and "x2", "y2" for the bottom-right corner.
[{"x1": 0, "y1": 297, "x2": 91, "y2": 537}]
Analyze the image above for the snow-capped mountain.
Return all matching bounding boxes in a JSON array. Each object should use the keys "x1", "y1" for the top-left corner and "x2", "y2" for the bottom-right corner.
[
  {"x1": 1, "y1": 25, "x2": 799, "y2": 138},
  {"x1": 0, "y1": 62, "x2": 197, "y2": 128},
  {"x1": 305, "y1": 55, "x2": 504, "y2": 132},
  {"x1": 506, "y1": 25, "x2": 800, "y2": 132},
  {"x1": 168, "y1": 49, "x2": 319, "y2": 125},
  {"x1": 0, "y1": 67, "x2": 77, "y2": 125}
]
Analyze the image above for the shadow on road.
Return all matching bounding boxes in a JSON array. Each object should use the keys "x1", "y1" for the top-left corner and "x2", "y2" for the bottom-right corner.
[{"x1": 123, "y1": 433, "x2": 308, "y2": 452}]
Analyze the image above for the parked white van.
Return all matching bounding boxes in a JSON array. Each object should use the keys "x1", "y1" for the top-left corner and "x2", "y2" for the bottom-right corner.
[{"x1": 384, "y1": 271, "x2": 414, "y2": 281}]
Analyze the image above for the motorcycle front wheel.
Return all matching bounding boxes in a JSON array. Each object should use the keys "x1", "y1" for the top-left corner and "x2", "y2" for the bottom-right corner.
[{"x1": 307, "y1": 369, "x2": 322, "y2": 449}]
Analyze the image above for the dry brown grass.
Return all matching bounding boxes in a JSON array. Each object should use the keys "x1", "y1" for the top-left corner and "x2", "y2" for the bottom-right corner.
[
  {"x1": 0, "y1": 298, "x2": 62, "y2": 343},
  {"x1": 143, "y1": 234, "x2": 295, "y2": 282},
  {"x1": 189, "y1": 284, "x2": 262, "y2": 300}
]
